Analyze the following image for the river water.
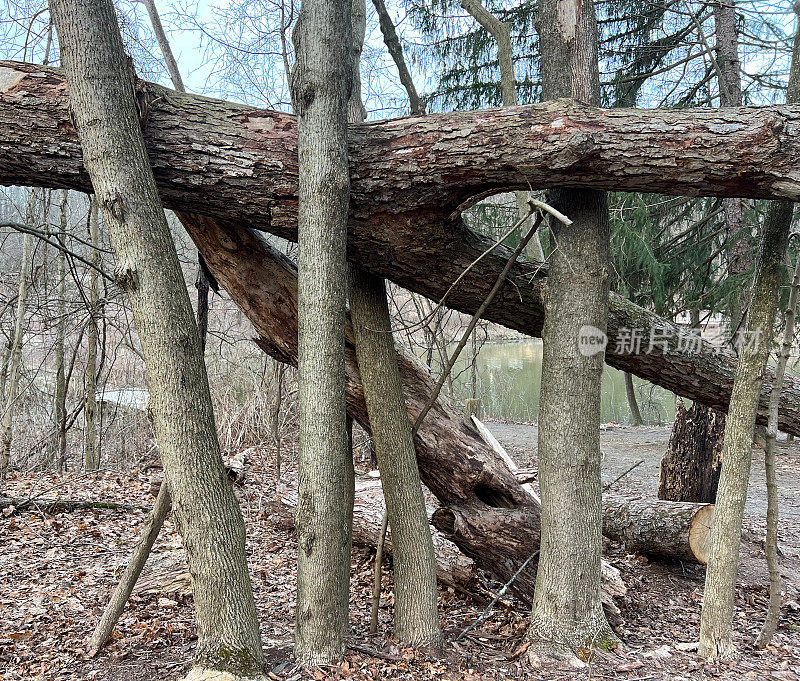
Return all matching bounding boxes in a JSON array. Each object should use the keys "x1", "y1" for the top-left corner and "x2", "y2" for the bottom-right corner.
[{"x1": 448, "y1": 339, "x2": 677, "y2": 425}]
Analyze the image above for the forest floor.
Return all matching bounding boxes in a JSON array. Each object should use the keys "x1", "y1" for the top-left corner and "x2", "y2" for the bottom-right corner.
[{"x1": 1, "y1": 423, "x2": 799, "y2": 681}]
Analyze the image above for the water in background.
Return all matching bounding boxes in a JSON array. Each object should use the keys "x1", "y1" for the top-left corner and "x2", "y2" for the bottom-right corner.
[{"x1": 448, "y1": 339, "x2": 676, "y2": 425}]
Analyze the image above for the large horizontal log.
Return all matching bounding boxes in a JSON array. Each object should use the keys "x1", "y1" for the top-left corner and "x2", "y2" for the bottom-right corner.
[{"x1": 3, "y1": 61, "x2": 800, "y2": 435}]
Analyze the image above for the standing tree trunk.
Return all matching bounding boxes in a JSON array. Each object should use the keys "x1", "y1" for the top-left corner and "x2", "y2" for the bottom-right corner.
[
  {"x1": 84, "y1": 197, "x2": 100, "y2": 471},
  {"x1": 526, "y1": 0, "x2": 617, "y2": 659},
  {"x1": 624, "y1": 372, "x2": 643, "y2": 427},
  {"x1": 349, "y1": 268, "x2": 443, "y2": 647},
  {"x1": 135, "y1": 0, "x2": 210, "y2": 351},
  {"x1": 460, "y1": 0, "x2": 544, "y2": 261},
  {"x1": 347, "y1": 0, "x2": 441, "y2": 648},
  {"x1": 53, "y1": 190, "x2": 69, "y2": 471},
  {"x1": 699, "y1": 5, "x2": 800, "y2": 658},
  {"x1": 289, "y1": 0, "x2": 354, "y2": 666},
  {"x1": 0, "y1": 190, "x2": 36, "y2": 486},
  {"x1": 698, "y1": 204, "x2": 792, "y2": 660},
  {"x1": 658, "y1": 398, "x2": 725, "y2": 503},
  {"x1": 48, "y1": 2, "x2": 264, "y2": 677}
]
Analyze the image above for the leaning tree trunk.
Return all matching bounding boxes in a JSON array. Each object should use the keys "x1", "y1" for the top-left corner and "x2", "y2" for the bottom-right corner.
[
  {"x1": 8, "y1": 63, "x2": 800, "y2": 435},
  {"x1": 659, "y1": 398, "x2": 725, "y2": 503},
  {"x1": 345, "y1": 0, "x2": 441, "y2": 648},
  {"x1": 526, "y1": 0, "x2": 618, "y2": 658},
  {"x1": 289, "y1": 0, "x2": 354, "y2": 666},
  {"x1": 624, "y1": 372, "x2": 643, "y2": 427},
  {"x1": 698, "y1": 204, "x2": 792, "y2": 660},
  {"x1": 48, "y1": 2, "x2": 264, "y2": 678}
]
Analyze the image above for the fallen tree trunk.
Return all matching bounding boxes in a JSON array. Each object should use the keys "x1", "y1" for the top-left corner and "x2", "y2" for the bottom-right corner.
[
  {"x1": 179, "y1": 213, "x2": 543, "y2": 592},
  {"x1": 0, "y1": 496, "x2": 148, "y2": 513},
  {"x1": 181, "y1": 214, "x2": 714, "y2": 573},
  {"x1": 280, "y1": 475, "x2": 477, "y2": 590},
  {"x1": 4, "y1": 62, "x2": 800, "y2": 434},
  {"x1": 281, "y1": 475, "x2": 627, "y2": 616},
  {"x1": 602, "y1": 496, "x2": 714, "y2": 564}
]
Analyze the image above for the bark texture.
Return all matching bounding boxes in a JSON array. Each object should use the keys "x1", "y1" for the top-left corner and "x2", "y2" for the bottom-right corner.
[
  {"x1": 289, "y1": 0, "x2": 353, "y2": 665},
  {"x1": 48, "y1": 2, "x2": 264, "y2": 676},
  {"x1": 602, "y1": 496, "x2": 714, "y2": 564},
  {"x1": 527, "y1": 0, "x2": 617, "y2": 657},
  {"x1": 281, "y1": 475, "x2": 477, "y2": 590},
  {"x1": 5, "y1": 61, "x2": 800, "y2": 435},
  {"x1": 349, "y1": 268, "x2": 443, "y2": 647},
  {"x1": 698, "y1": 202, "x2": 792, "y2": 660},
  {"x1": 658, "y1": 398, "x2": 725, "y2": 503}
]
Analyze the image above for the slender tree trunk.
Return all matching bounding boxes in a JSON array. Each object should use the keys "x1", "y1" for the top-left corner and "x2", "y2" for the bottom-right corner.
[
  {"x1": 136, "y1": 0, "x2": 210, "y2": 351},
  {"x1": 49, "y1": 2, "x2": 264, "y2": 677},
  {"x1": 346, "y1": 0, "x2": 441, "y2": 647},
  {"x1": 756, "y1": 242, "x2": 799, "y2": 648},
  {"x1": 714, "y1": 0, "x2": 749, "y2": 328},
  {"x1": 84, "y1": 198, "x2": 100, "y2": 471},
  {"x1": 88, "y1": 479, "x2": 172, "y2": 655},
  {"x1": 371, "y1": 0, "x2": 423, "y2": 115},
  {"x1": 698, "y1": 204, "x2": 792, "y2": 660},
  {"x1": 289, "y1": 0, "x2": 353, "y2": 665},
  {"x1": 0, "y1": 190, "x2": 36, "y2": 486},
  {"x1": 460, "y1": 0, "x2": 544, "y2": 261},
  {"x1": 349, "y1": 268, "x2": 443, "y2": 647},
  {"x1": 54, "y1": 190, "x2": 68, "y2": 471},
  {"x1": 526, "y1": 0, "x2": 617, "y2": 659},
  {"x1": 624, "y1": 372, "x2": 643, "y2": 427}
]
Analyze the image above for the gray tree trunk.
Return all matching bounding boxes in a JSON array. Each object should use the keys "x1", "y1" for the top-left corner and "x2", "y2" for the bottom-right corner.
[
  {"x1": 48, "y1": 2, "x2": 264, "y2": 677},
  {"x1": 349, "y1": 268, "x2": 443, "y2": 647},
  {"x1": 698, "y1": 203, "x2": 792, "y2": 660},
  {"x1": 289, "y1": 0, "x2": 354, "y2": 665},
  {"x1": 698, "y1": 4, "x2": 800, "y2": 658},
  {"x1": 84, "y1": 198, "x2": 100, "y2": 471},
  {"x1": 53, "y1": 190, "x2": 68, "y2": 471},
  {"x1": 527, "y1": 0, "x2": 617, "y2": 658},
  {"x1": 624, "y1": 372, "x2": 643, "y2": 427}
]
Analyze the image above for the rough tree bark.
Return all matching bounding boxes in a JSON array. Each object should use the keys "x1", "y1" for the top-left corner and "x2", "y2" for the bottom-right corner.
[
  {"x1": 526, "y1": 0, "x2": 618, "y2": 659},
  {"x1": 48, "y1": 2, "x2": 264, "y2": 677},
  {"x1": 289, "y1": 0, "x2": 354, "y2": 665},
  {"x1": 658, "y1": 398, "x2": 725, "y2": 503},
  {"x1": 6, "y1": 61, "x2": 800, "y2": 435},
  {"x1": 698, "y1": 204, "x2": 792, "y2": 660},
  {"x1": 349, "y1": 268, "x2": 443, "y2": 647}
]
